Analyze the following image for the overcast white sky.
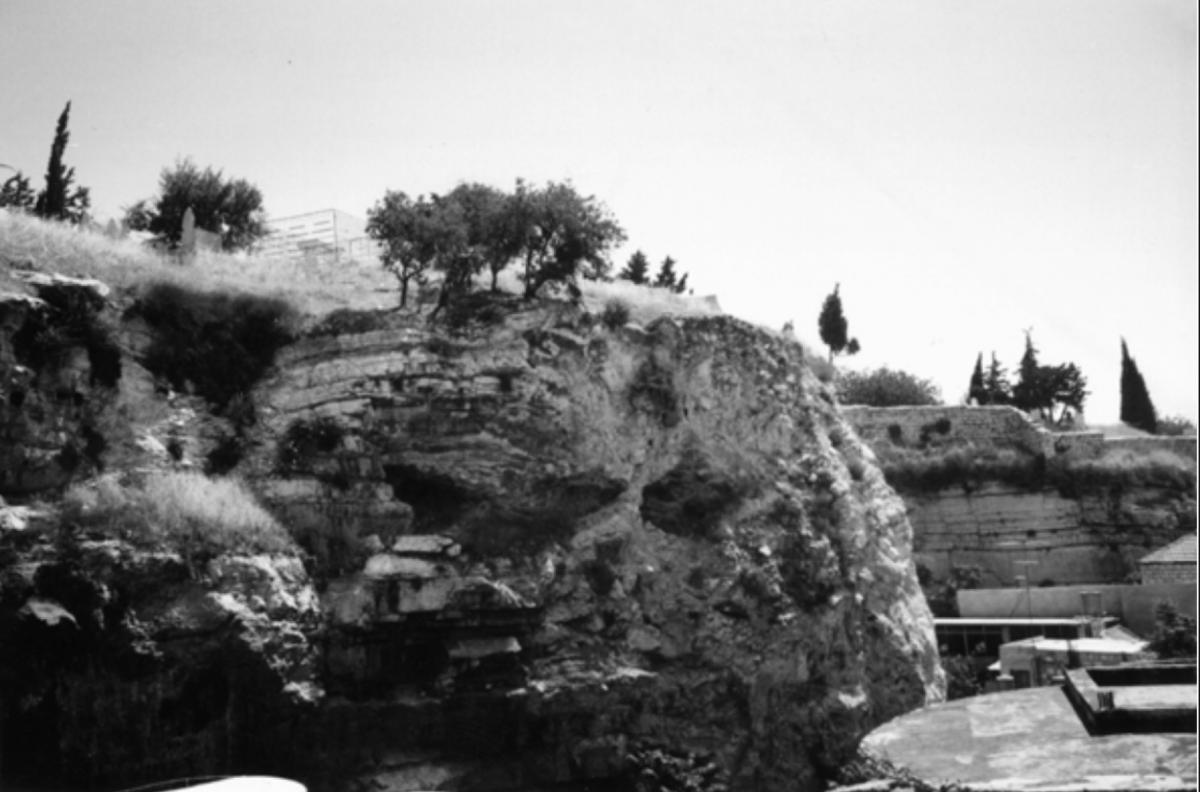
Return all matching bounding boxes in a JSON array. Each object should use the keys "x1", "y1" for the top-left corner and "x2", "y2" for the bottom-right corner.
[{"x1": 2, "y1": 1, "x2": 1196, "y2": 423}]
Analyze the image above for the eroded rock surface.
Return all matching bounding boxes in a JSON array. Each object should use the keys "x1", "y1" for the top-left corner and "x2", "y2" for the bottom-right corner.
[{"x1": 246, "y1": 301, "x2": 943, "y2": 790}]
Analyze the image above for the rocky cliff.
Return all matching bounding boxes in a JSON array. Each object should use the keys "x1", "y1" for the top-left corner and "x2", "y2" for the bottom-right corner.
[{"x1": 0, "y1": 274, "x2": 942, "y2": 791}]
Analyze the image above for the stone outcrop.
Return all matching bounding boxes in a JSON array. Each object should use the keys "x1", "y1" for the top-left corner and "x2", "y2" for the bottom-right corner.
[
  {"x1": 1, "y1": 277, "x2": 942, "y2": 791},
  {"x1": 243, "y1": 299, "x2": 943, "y2": 790},
  {"x1": 906, "y1": 482, "x2": 1195, "y2": 586},
  {"x1": 0, "y1": 530, "x2": 321, "y2": 788}
]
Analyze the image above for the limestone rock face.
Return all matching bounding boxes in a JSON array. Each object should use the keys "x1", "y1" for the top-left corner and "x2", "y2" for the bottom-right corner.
[
  {"x1": 250, "y1": 301, "x2": 943, "y2": 790},
  {"x1": 908, "y1": 483, "x2": 1196, "y2": 585},
  {"x1": 0, "y1": 536, "x2": 321, "y2": 787}
]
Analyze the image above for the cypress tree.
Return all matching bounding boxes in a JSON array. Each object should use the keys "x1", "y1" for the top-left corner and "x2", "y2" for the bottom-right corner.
[
  {"x1": 34, "y1": 101, "x2": 73, "y2": 221},
  {"x1": 818, "y1": 283, "x2": 860, "y2": 363},
  {"x1": 1012, "y1": 332, "x2": 1042, "y2": 413},
  {"x1": 1120, "y1": 338, "x2": 1158, "y2": 433},
  {"x1": 618, "y1": 250, "x2": 650, "y2": 284},
  {"x1": 968, "y1": 353, "x2": 986, "y2": 405},
  {"x1": 983, "y1": 352, "x2": 1011, "y2": 405}
]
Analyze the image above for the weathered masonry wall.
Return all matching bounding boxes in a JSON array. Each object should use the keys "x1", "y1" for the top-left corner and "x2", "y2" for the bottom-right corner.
[
  {"x1": 843, "y1": 405, "x2": 1048, "y2": 456},
  {"x1": 1142, "y1": 563, "x2": 1197, "y2": 585},
  {"x1": 842, "y1": 405, "x2": 1198, "y2": 463},
  {"x1": 842, "y1": 406, "x2": 1197, "y2": 587},
  {"x1": 902, "y1": 484, "x2": 1192, "y2": 586},
  {"x1": 957, "y1": 582, "x2": 1196, "y2": 637}
]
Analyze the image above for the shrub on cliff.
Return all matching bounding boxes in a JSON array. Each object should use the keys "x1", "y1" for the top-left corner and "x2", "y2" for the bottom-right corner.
[
  {"x1": 122, "y1": 158, "x2": 267, "y2": 252},
  {"x1": 837, "y1": 367, "x2": 941, "y2": 407},
  {"x1": 131, "y1": 282, "x2": 295, "y2": 411},
  {"x1": 63, "y1": 472, "x2": 294, "y2": 562}
]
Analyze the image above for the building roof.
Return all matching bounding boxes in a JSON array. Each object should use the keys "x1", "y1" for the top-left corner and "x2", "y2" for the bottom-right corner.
[
  {"x1": 1006, "y1": 637, "x2": 1148, "y2": 654},
  {"x1": 1140, "y1": 534, "x2": 1197, "y2": 566},
  {"x1": 935, "y1": 617, "x2": 1093, "y2": 627}
]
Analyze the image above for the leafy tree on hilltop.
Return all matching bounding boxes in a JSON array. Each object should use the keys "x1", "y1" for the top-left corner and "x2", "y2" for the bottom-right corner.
[
  {"x1": 508, "y1": 180, "x2": 625, "y2": 299},
  {"x1": 652, "y1": 256, "x2": 689, "y2": 293},
  {"x1": 124, "y1": 158, "x2": 266, "y2": 251},
  {"x1": 1120, "y1": 338, "x2": 1158, "y2": 434},
  {"x1": 968, "y1": 353, "x2": 986, "y2": 405},
  {"x1": 818, "y1": 283, "x2": 860, "y2": 363},
  {"x1": 1012, "y1": 331, "x2": 1087, "y2": 425},
  {"x1": 442, "y1": 182, "x2": 521, "y2": 292},
  {"x1": 837, "y1": 367, "x2": 941, "y2": 407},
  {"x1": 366, "y1": 191, "x2": 464, "y2": 308},
  {"x1": 0, "y1": 171, "x2": 37, "y2": 212},
  {"x1": 618, "y1": 250, "x2": 651, "y2": 285}
]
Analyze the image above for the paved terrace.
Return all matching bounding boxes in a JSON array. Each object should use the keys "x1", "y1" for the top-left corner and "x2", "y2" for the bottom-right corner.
[{"x1": 863, "y1": 686, "x2": 1197, "y2": 791}]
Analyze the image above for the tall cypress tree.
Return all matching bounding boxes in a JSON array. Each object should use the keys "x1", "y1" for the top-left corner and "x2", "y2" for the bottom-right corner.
[
  {"x1": 1012, "y1": 332, "x2": 1042, "y2": 412},
  {"x1": 968, "y1": 353, "x2": 986, "y2": 405},
  {"x1": 983, "y1": 352, "x2": 1012, "y2": 405},
  {"x1": 1120, "y1": 338, "x2": 1158, "y2": 433},
  {"x1": 34, "y1": 101, "x2": 73, "y2": 221},
  {"x1": 818, "y1": 283, "x2": 860, "y2": 363}
]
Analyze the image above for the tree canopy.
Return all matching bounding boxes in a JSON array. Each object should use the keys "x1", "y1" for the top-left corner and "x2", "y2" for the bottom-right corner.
[
  {"x1": 1011, "y1": 332, "x2": 1087, "y2": 425},
  {"x1": 366, "y1": 191, "x2": 462, "y2": 308},
  {"x1": 837, "y1": 366, "x2": 942, "y2": 407},
  {"x1": 1120, "y1": 338, "x2": 1158, "y2": 433},
  {"x1": 818, "y1": 283, "x2": 860, "y2": 363},
  {"x1": 510, "y1": 180, "x2": 625, "y2": 298},
  {"x1": 2, "y1": 102, "x2": 90, "y2": 224},
  {"x1": 653, "y1": 256, "x2": 689, "y2": 293},
  {"x1": 123, "y1": 158, "x2": 267, "y2": 252},
  {"x1": 618, "y1": 251, "x2": 651, "y2": 285},
  {"x1": 366, "y1": 179, "x2": 625, "y2": 306}
]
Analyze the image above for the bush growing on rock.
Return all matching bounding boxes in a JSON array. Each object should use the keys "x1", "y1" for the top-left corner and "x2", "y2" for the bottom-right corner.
[
  {"x1": 63, "y1": 472, "x2": 294, "y2": 564},
  {"x1": 837, "y1": 367, "x2": 941, "y2": 407},
  {"x1": 601, "y1": 299, "x2": 630, "y2": 330},
  {"x1": 131, "y1": 282, "x2": 295, "y2": 411},
  {"x1": 628, "y1": 358, "x2": 681, "y2": 427}
]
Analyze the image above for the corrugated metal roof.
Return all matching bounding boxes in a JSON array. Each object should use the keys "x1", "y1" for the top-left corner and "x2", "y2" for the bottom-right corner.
[{"x1": 1140, "y1": 534, "x2": 1198, "y2": 566}]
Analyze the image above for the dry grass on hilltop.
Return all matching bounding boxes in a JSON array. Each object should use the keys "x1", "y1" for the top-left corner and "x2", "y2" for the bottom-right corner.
[
  {"x1": 0, "y1": 210, "x2": 394, "y2": 315},
  {"x1": 2, "y1": 210, "x2": 738, "y2": 330},
  {"x1": 63, "y1": 471, "x2": 296, "y2": 558}
]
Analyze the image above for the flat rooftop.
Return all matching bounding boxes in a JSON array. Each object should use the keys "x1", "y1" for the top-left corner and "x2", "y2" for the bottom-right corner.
[{"x1": 863, "y1": 686, "x2": 1197, "y2": 791}]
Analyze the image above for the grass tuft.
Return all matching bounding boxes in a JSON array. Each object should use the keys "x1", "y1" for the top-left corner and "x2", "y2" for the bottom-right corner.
[{"x1": 63, "y1": 472, "x2": 295, "y2": 561}]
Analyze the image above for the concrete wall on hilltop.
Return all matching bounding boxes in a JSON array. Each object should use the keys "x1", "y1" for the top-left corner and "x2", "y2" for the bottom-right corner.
[
  {"x1": 842, "y1": 405, "x2": 1197, "y2": 463},
  {"x1": 957, "y1": 582, "x2": 1196, "y2": 637}
]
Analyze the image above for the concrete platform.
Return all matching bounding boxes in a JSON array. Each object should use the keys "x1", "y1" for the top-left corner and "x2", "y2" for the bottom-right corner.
[{"x1": 863, "y1": 687, "x2": 1197, "y2": 791}]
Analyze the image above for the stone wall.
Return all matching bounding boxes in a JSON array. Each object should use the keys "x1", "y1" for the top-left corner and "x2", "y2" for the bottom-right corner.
[
  {"x1": 904, "y1": 483, "x2": 1193, "y2": 586},
  {"x1": 956, "y1": 582, "x2": 1196, "y2": 637},
  {"x1": 1141, "y1": 563, "x2": 1197, "y2": 585},
  {"x1": 841, "y1": 405, "x2": 1048, "y2": 456},
  {"x1": 842, "y1": 405, "x2": 1197, "y2": 463}
]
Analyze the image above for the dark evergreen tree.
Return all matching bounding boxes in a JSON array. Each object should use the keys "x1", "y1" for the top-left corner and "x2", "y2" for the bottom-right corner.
[
  {"x1": 1011, "y1": 332, "x2": 1042, "y2": 413},
  {"x1": 982, "y1": 352, "x2": 1012, "y2": 405},
  {"x1": 30, "y1": 102, "x2": 90, "y2": 224},
  {"x1": 0, "y1": 171, "x2": 36, "y2": 212},
  {"x1": 1120, "y1": 338, "x2": 1158, "y2": 433},
  {"x1": 34, "y1": 101, "x2": 72, "y2": 220},
  {"x1": 1012, "y1": 332, "x2": 1087, "y2": 424},
  {"x1": 619, "y1": 250, "x2": 651, "y2": 284},
  {"x1": 818, "y1": 283, "x2": 860, "y2": 363},
  {"x1": 652, "y1": 256, "x2": 689, "y2": 293},
  {"x1": 968, "y1": 353, "x2": 986, "y2": 405}
]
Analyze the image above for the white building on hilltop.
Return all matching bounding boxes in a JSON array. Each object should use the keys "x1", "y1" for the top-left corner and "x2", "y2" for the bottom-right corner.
[{"x1": 257, "y1": 209, "x2": 380, "y2": 266}]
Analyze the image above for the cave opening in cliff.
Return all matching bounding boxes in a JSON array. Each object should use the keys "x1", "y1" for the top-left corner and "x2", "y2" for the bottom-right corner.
[{"x1": 383, "y1": 463, "x2": 478, "y2": 533}]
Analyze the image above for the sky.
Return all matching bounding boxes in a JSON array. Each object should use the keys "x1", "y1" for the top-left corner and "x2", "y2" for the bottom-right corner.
[{"x1": 2, "y1": 1, "x2": 1196, "y2": 424}]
